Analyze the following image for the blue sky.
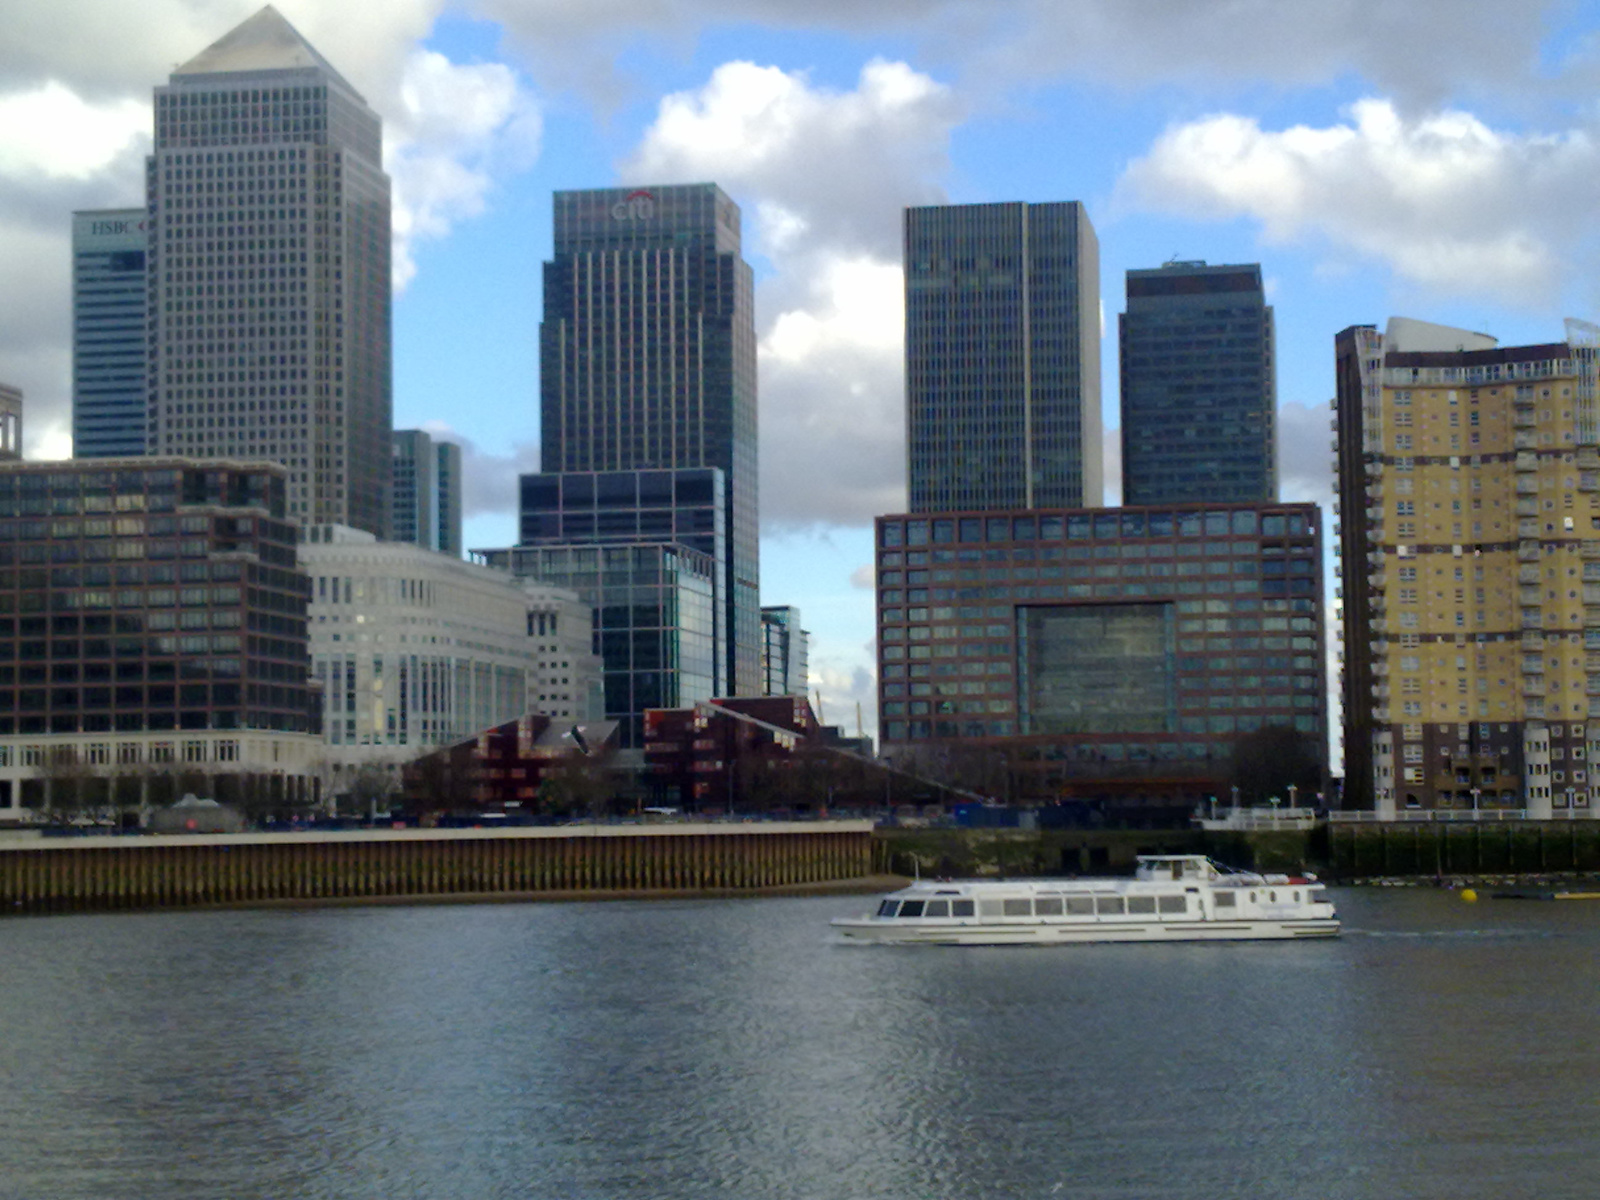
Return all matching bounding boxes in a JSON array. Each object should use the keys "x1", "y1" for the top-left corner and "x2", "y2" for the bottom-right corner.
[{"x1": 7, "y1": 0, "x2": 1600, "y2": 740}]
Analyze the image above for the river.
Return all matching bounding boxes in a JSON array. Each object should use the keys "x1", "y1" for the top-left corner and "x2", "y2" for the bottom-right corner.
[{"x1": 0, "y1": 887, "x2": 1594, "y2": 1199}]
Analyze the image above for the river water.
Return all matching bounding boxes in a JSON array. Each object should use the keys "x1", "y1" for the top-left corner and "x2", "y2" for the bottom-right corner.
[{"x1": 0, "y1": 887, "x2": 1595, "y2": 1199}]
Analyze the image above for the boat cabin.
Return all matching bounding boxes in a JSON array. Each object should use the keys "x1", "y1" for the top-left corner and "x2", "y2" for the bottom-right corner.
[{"x1": 1133, "y1": 855, "x2": 1226, "y2": 882}]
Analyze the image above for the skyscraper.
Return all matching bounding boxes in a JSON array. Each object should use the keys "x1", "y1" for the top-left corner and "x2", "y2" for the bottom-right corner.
[
  {"x1": 391, "y1": 429, "x2": 462, "y2": 556},
  {"x1": 72, "y1": 209, "x2": 149, "y2": 457},
  {"x1": 0, "y1": 384, "x2": 19, "y2": 461},
  {"x1": 904, "y1": 201, "x2": 1102, "y2": 513},
  {"x1": 538, "y1": 183, "x2": 759, "y2": 696},
  {"x1": 1120, "y1": 261, "x2": 1276, "y2": 505},
  {"x1": 1336, "y1": 317, "x2": 1600, "y2": 819},
  {"x1": 146, "y1": 5, "x2": 392, "y2": 534}
]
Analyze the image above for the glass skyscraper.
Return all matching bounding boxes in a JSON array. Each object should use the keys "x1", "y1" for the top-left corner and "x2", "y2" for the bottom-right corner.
[
  {"x1": 1119, "y1": 261, "x2": 1276, "y2": 505},
  {"x1": 391, "y1": 429, "x2": 462, "y2": 556},
  {"x1": 146, "y1": 6, "x2": 392, "y2": 535},
  {"x1": 539, "y1": 184, "x2": 759, "y2": 697},
  {"x1": 72, "y1": 209, "x2": 149, "y2": 458},
  {"x1": 904, "y1": 201, "x2": 1102, "y2": 513}
]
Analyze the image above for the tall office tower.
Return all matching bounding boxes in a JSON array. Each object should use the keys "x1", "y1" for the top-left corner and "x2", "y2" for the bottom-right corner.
[
  {"x1": 391, "y1": 429, "x2": 462, "y2": 555},
  {"x1": 760, "y1": 606, "x2": 809, "y2": 696},
  {"x1": 72, "y1": 210, "x2": 149, "y2": 457},
  {"x1": 539, "y1": 184, "x2": 758, "y2": 697},
  {"x1": 146, "y1": 6, "x2": 392, "y2": 534},
  {"x1": 1120, "y1": 261, "x2": 1276, "y2": 505},
  {"x1": 1336, "y1": 317, "x2": 1600, "y2": 820},
  {"x1": 0, "y1": 384, "x2": 19, "y2": 461},
  {"x1": 904, "y1": 201, "x2": 1102, "y2": 513}
]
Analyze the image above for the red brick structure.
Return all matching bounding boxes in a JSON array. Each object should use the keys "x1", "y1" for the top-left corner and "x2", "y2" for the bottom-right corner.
[{"x1": 401, "y1": 714, "x2": 618, "y2": 820}]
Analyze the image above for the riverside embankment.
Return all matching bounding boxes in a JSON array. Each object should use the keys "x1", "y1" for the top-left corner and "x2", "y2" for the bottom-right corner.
[{"x1": 0, "y1": 821, "x2": 874, "y2": 915}]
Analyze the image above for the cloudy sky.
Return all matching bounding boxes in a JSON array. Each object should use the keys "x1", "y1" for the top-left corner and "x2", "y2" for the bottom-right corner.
[{"x1": 6, "y1": 0, "x2": 1600, "y2": 742}]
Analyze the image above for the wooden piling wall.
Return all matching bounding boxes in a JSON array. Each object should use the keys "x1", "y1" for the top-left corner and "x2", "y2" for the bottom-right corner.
[{"x1": 0, "y1": 821, "x2": 876, "y2": 916}]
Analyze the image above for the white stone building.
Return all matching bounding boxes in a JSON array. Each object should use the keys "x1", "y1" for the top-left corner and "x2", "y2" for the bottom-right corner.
[{"x1": 300, "y1": 526, "x2": 600, "y2": 798}]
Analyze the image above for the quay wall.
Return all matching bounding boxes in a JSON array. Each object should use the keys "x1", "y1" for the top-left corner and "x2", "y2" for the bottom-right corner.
[
  {"x1": 0, "y1": 821, "x2": 875, "y2": 916},
  {"x1": 875, "y1": 822, "x2": 1600, "y2": 880},
  {"x1": 1327, "y1": 821, "x2": 1600, "y2": 878}
]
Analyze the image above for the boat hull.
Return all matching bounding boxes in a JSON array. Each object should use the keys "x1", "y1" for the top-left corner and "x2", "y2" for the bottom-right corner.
[{"x1": 830, "y1": 917, "x2": 1340, "y2": 946}]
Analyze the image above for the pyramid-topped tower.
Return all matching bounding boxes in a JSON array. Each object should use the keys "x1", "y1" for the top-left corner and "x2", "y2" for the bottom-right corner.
[{"x1": 145, "y1": 5, "x2": 391, "y2": 534}]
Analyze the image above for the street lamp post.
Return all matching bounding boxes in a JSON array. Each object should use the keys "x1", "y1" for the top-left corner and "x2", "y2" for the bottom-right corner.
[{"x1": 1470, "y1": 786, "x2": 1481, "y2": 818}]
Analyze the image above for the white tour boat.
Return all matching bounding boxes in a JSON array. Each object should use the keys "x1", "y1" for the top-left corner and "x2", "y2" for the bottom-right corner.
[{"x1": 832, "y1": 855, "x2": 1339, "y2": 945}]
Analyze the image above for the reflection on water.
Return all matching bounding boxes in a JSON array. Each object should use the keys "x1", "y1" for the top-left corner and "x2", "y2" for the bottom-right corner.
[{"x1": 1, "y1": 888, "x2": 1597, "y2": 1199}]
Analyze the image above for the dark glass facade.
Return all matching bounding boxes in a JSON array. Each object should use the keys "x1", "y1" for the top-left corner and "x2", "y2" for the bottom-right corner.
[
  {"x1": 479, "y1": 542, "x2": 717, "y2": 749},
  {"x1": 875, "y1": 502, "x2": 1326, "y2": 807},
  {"x1": 540, "y1": 184, "x2": 758, "y2": 697},
  {"x1": 905, "y1": 201, "x2": 1102, "y2": 513},
  {"x1": 391, "y1": 429, "x2": 461, "y2": 555},
  {"x1": 1120, "y1": 261, "x2": 1276, "y2": 505},
  {"x1": 0, "y1": 459, "x2": 313, "y2": 736},
  {"x1": 72, "y1": 210, "x2": 149, "y2": 458}
]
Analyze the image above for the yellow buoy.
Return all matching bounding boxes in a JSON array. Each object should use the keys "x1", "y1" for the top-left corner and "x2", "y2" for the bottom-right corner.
[{"x1": 1460, "y1": 887, "x2": 1478, "y2": 903}]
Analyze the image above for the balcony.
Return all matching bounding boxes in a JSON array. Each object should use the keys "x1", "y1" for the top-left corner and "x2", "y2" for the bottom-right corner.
[
  {"x1": 1581, "y1": 472, "x2": 1599, "y2": 492},
  {"x1": 1524, "y1": 632, "x2": 1546, "y2": 650},
  {"x1": 1521, "y1": 609, "x2": 1545, "y2": 629},
  {"x1": 1587, "y1": 678, "x2": 1600, "y2": 697},
  {"x1": 1514, "y1": 407, "x2": 1537, "y2": 427},
  {"x1": 1578, "y1": 448, "x2": 1599, "y2": 469},
  {"x1": 1515, "y1": 451, "x2": 1539, "y2": 471},
  {"x1": 1523, "y1": 679, "x2": 1546, "y2": 697},
  {"x1": 1516, "y1": 477, "x2": 1540, "y2": 496},
  {"x1": 1584, "y1": 585, "x2": 1600, "y2": 606},
  {"x1": 1584, "y1": 541, "x2": 1600, "y2": 560},
  {"x1": 1514, "y1": 432, "x2": 1539, "y2": 450},
  {"x1": 1519, "y1": 565, "x2": 1542, "y2": 584},
  {"x1": 1522, "y1": 657, "x2": 1544, "y2": 674},
  {"x1": 1516, "y1": 498, "x2": 1540, "y2": 517},
  {"x1": 1520, "y1": 542, "x2": 1543, "y2": 562}
]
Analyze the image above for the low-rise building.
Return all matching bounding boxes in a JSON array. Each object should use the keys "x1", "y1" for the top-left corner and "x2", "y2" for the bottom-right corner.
[{"x1": 300, "y1": 524, "x2": 601, "y2": 802}]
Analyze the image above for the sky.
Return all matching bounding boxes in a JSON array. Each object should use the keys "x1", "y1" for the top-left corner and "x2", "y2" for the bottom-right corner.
[{"x1": 7, "y1": 0, "x2": 1600, "y2": 746}]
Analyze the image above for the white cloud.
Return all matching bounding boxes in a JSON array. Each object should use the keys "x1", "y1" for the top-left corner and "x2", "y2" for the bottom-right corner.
[
  {"x1": 386, "y1": 49, "x2": 543, "y2": 289},
  {"x1": 0, "y1": 83, "x2": 148, "y2": 180},
  {"x1": 1276, "y1": 399, "x2": 1335, "y2": 512},
  {"x1": 1118, "y1": 99, "x2": 1600, "y2": 309},
  {"x1": 849, "y1": 563, "x2": 874, "y2": 590},
  {"x1": 809, "y1": 658, "x2": 878, "y2": 743},
  {"x1": 622, "y1": 59, "x2": 961, "y2": 528},
  {"x1": 415, "y1": 421, "x2": 540, "y2": 519}
]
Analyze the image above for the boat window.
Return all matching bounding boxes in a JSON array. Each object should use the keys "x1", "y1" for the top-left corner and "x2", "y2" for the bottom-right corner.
[
  {"x1": 1249, "y1": 892, "x2": 1257, "y2": 903},
  {"x1": 1096, "y1": 896, "x2": 1126, "y2": 915},
  {"x1": 1002, "y1": 898, "x2": 1032, "y2": 917},
  {"x1": 899, "y1": 900, "x2": 925, "y2": 918},
  {"x1": 1035, "y1": 897, "x2": 1064, "y2": 916},
  {"x1": 924, "y1": 900, "x2": 950, "y2": 918},
  {"x1": 1214, "y1": 892, "x2": 1237, "y2": 908},
  {"x1": 1066, "y1": 896, "x2": 1094, "y2": 915},
  {"x1": 1127, "y1": 896, "x2": 1156, "y2": 914},
  {"x1": 952, "y1": 899, "x2": 975, "y2": 918},
  {"x1": 1292, "y1": 891, "x2": 1300, "y2": 903},
  {"x1": 978, "y1": 899, "x2": 1004, "y2": 918},
  {"x1": 1157, "y1": 895, "x2": 1187, "y2": 914},
  {"x1": 1268, "y1": 891, "x2": 1277, "y2": 903},
  {"x1": 876, "y1": 901, "x2": 899, "y2": 918}
]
